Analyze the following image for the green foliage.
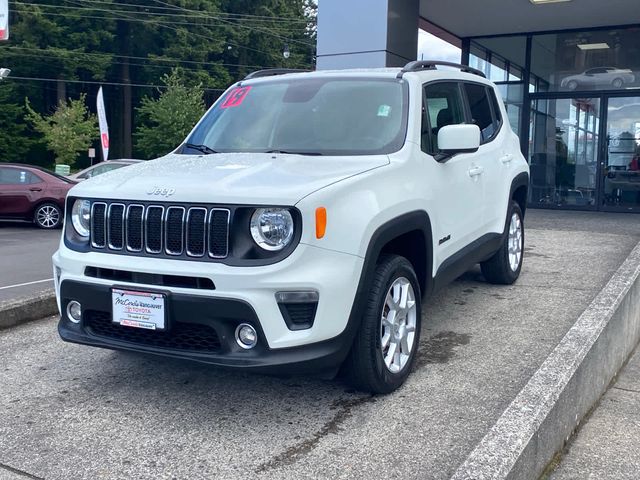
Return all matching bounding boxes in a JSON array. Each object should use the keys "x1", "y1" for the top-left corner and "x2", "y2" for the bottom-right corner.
[
  {"x1": 0, "y1": 82, "x2": 37, "y2": 163},
  {"x1": 134, "y1": 69, "x2": 206, "y2": 159},
  {"x1": 25, "y1": 94, "x2": 98, "y2": 166}
]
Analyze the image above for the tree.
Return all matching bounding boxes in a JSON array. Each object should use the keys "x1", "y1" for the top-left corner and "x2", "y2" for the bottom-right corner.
[
  {"x1": 0, "y1": 82, "x2": 36, "y2": 162},
  {"x1": 134, "y1": 69, "x2": 205, "y2": 159},
  {"x1": 25, "y1": 94, "x2": 97, "y2": 166}
]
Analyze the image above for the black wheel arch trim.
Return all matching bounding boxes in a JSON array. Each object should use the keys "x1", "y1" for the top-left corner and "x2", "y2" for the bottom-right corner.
[
  {"x1": 335, "y1": 211, "x2": 434, "y2": 361},
  {"x1": 509, "y1": 171, "x2": 530, "y2": 216}
]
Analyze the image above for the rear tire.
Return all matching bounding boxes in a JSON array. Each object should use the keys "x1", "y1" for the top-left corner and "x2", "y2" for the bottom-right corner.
[
  {"x1": 481, "y1": 201, "x2": 524, "y2": 285},
  {"x1": 34, "y1": 203, "x2": 62, "y2": 229},
  {"x1": 344, "y1": 254, "x2": 422, "y2": 394}
]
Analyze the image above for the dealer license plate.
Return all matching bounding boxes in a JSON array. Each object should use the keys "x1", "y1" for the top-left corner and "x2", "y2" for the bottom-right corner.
[{"x1": 112, "y1": 288, "x2": 166, "y2": 330}]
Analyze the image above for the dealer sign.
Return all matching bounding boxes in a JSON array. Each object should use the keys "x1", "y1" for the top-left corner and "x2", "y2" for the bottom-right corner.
[{"x1": 0, "y1": 0, "x2": 8, "y2": 41}]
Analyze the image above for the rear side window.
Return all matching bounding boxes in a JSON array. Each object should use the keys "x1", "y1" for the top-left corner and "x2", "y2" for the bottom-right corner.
[
  {"x1": 0, "y1": 168, "x2": 40, "y2": 185},
  {"x1": 421, "y1": 82, "x2": 465, "y2": 155},
  {"x1": 464, "y1": 83, "x2": 502, "y2": 143}
]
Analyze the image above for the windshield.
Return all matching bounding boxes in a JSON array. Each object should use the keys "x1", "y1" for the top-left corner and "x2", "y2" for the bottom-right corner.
[{"x1": 182, "y1": 77, "x2": 408, "y2": 156}]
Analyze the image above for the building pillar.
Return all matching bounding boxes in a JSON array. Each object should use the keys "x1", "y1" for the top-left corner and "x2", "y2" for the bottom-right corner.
[{"x1": 316, "y1": 0, "x2": 419, "y2": 70}]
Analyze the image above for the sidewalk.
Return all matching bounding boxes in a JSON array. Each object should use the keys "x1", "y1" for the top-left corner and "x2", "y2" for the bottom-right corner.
[{"x1": 548, "y1": 347, "x2": 640, "y2": 479}]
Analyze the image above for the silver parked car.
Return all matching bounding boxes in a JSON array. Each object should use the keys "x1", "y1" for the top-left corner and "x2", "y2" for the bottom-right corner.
[
  {"x1": 68, "y1": 159, "x2": 143, "y2": 181},
  {"x1": 561, "y1": 67, "x2": 636, "y2": 90}
]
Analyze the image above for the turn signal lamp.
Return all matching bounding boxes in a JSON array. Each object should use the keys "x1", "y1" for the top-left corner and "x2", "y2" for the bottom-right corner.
[{"x1": 315, "y1": 207, "x2": 327, "y2": 239}]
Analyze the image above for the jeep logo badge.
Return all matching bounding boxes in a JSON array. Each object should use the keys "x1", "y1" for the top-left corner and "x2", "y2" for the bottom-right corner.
[{"x1": 147, "y1": 186, "x2": 175, "y2": 197}]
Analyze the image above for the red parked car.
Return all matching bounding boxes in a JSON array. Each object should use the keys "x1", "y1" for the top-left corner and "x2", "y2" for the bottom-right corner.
[{"x1": 0, "y1": 163, "x2": 76, "y2": 229}]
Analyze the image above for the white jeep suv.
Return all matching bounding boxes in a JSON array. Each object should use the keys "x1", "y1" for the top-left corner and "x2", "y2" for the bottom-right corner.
[{"x1": 54, "y1": 61, "x2": 529, "y2": 393}]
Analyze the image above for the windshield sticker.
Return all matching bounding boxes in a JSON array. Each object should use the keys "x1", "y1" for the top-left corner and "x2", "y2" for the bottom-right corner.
[
  {"x1": 377, "y1": 104, "x2": 391, "y2": 117},
  {"x1": 221, "y1": 86, "x2": 251, "y2": 108}
]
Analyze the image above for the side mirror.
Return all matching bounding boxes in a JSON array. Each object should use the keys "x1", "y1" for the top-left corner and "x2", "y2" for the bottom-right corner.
[{"x1": 436, "y1": 124, "x2": 481, "y2": 162}]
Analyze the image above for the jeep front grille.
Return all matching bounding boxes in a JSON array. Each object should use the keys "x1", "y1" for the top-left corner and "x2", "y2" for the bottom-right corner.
[{"x1": 90, "y1": 202, "x2": 229, "y2": 259}]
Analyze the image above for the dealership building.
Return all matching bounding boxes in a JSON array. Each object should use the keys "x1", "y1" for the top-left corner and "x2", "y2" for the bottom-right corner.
[{"x1": 317, "y1": 0, "x2": 640, "y2": 213}]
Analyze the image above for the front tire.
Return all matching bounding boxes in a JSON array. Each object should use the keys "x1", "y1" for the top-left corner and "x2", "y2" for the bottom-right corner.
[
  {"x1": 344, "y1": 254, "x2": 422, "y2": 394},
  {"x1": 612, "y1": 78, "x2": 624, "y2": 88},
  {"x1": 481, "y1": 201, "x2": 524, "y2": 284},
  {"x1": 34, "y1": 203, "x2": 62, "y2": 229}
]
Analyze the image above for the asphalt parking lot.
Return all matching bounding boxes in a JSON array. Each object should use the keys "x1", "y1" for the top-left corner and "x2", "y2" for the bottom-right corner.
[
  {"x1": 0, "y1": 210, "x2": 639, "y2": 480},
  {"x1": 0, "y1": 222, "x2": 60, "y2": 304}
]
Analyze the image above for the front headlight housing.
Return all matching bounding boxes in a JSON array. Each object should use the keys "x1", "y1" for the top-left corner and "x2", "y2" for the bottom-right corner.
[
  {"x1": 250, "y1": 208, "x2": 294, "y2": 251},
  {"x1": 71, "y1": 199, "x2": 91, "y2": 237}
]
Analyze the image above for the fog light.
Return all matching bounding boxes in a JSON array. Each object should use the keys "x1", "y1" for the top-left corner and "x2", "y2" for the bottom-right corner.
[
  {"x1": 275, "y1": 291, "x2": 319, "y2": 303},
  {"x1": 66, "y1": 301, "x2": 82, "y2": 324},
  {"x1": 235, "y1": 323, "x2": 258, "y2": 349}
]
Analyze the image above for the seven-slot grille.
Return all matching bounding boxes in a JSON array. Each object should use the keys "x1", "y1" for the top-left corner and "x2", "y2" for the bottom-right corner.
[{"x1": 90, "y1": 202, "x2": 229, "y2": 258}]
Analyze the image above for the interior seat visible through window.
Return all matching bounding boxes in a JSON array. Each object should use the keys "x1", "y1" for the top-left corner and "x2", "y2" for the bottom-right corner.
[{"x1": 421, "y1": 83, "x2": 465, "y2": 155}]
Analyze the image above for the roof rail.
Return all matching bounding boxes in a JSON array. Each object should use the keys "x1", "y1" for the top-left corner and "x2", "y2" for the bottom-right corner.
[
  {"x1": 244, "y1": 68, "x2": 310, "y2": 80},
  {"x1": 396, "y1": 60, "x2": 486, "y2": 79}
]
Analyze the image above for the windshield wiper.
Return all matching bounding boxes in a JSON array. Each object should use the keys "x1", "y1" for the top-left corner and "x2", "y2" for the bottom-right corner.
[
  {"x1": 184, "y1": 143, "x2": 218, "y2": 155},
  {"x1": 264, "y1": 149, "x2": 322, "y2": 156}
]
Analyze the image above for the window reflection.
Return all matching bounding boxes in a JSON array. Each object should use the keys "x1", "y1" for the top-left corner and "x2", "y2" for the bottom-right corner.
[{"x1": 531, "y1": 29, "x2": 640, "y2": 92}]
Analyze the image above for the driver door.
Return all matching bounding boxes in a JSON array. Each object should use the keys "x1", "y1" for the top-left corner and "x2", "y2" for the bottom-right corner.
[{"x1": 420, "y1": 82, "x2": 484, "y2": 267}]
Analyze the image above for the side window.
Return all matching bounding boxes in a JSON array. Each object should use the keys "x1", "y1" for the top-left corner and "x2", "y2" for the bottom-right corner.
[
  {"x1": 26, "y1": 171, "x2": 43, "y2": 184},
  {"x1": 421, "y1": 82, "x2": 465, "y2": 155},
  {"x1": 0, "y1": 168, "x2": 34, "y2": 185},
  {"x1": 464, "y1": 83, "x2": 499, "y2": 143},
  {"x1": 0, "y1": 167, "x2": 10, "y2": 184}
]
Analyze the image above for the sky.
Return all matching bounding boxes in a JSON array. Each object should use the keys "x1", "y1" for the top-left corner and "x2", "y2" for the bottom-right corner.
[{"x1": 417, "y1": 30, "x2": 461, "y2": 63}]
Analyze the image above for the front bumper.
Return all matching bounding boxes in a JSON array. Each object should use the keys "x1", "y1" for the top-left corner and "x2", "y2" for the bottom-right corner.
[
  {"x1": 58, "y1": 281, "x2": 356, "y2": 373},
  {"x1": 53, "y1": 241, "x2": 365, "y2": 371}
]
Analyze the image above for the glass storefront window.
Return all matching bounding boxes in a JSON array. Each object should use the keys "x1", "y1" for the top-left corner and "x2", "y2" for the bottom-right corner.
[
  {"x1": 604, "y1": 97, "x2": 640, "y2": 209},
  {"x1": 469, "y1": 45, "x2": 489, "y2": 77},
  {"x1": 470, "y1": 37, "x2": 528, "y2": 138},
  {"x1": 467, "y1": 25, "x2": 640, "y2": 212},
  {"x1": 489, "y1": 57, "x2": 508, "y2": 83},
  {"x1": 531, "y1": 28, "x2": 640, "y2": 92},
  {"x1": 508, "y1": 65, "x2": 523, "y2": 82},
  {"x1": 529, "y1": 98, "x2": 600, "y2": 207},
  {"x1": 496, "y1": 83, "x2": 523, "y2": 136},
  {"x1": 474, "y1": 36, "x2": 527, "y2": 71}
]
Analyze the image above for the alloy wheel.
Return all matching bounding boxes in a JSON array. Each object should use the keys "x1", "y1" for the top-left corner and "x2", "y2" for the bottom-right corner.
[
  {"x1": 36, "y1": 205, "x2": 60, "y2": 228},
  {"x1": 508, "y1": 212, "x2": 523, "y2": 272},
  {"x1": 380, "y1": 277, "x2": 417, "y2": 373}
]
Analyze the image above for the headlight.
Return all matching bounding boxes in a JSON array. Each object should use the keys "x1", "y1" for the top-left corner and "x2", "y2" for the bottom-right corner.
[
  {"x1": 250, "y1": 208, "x2": 294, "y2": 251},
  {"x1": 71, "y1": 199, "x2": 91, "y2": 237}
]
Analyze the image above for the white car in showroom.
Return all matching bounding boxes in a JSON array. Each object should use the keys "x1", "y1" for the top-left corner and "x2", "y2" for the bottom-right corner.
[
  {"x1": 561, "y1": 67, "x2": 635, "y2": 90},
  {"x1": 53, "y1": 61, "x2": 529, "y2": 393}
]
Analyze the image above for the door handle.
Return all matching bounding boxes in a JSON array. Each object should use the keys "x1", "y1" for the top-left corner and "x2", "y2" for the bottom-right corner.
[
  {"x1": 29, "y1": 187, "x2": 43, "y2": 192},
  {"x1": 500, "y1": 154, "x2": 514, "y2": 164},
  {"x1": 468, "y1": 165, "x2": 484, "y2": 177}
]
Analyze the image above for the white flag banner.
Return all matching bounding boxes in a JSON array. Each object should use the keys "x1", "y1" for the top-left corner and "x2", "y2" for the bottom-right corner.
[
  {"x1": 0, "y1": 0, "x2": 9, "y2": 41},
  {"x1": 96, "y1": 87, "x2": 109, "y2": 161}
]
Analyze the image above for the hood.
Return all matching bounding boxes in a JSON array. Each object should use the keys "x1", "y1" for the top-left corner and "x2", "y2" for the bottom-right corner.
[{"x1": 69, "y1": 152, "x2": 389, "y2": 205}]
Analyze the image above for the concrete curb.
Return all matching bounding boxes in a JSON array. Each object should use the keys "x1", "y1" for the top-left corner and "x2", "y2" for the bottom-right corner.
[
  {"x1": 451, "y1": 240, "x2": 640, "y2": 480},
  {"x1": 0, "y1": 289, "x2": 58, "y2": 330}
]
